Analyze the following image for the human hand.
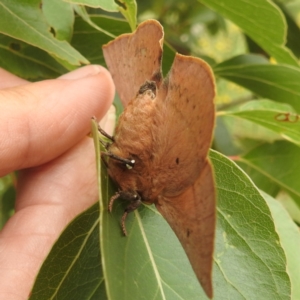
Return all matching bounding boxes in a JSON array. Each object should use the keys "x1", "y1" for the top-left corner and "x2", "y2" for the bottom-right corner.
[{"x1": 0, "y1": 66, "x2": 115, "y2": 299}]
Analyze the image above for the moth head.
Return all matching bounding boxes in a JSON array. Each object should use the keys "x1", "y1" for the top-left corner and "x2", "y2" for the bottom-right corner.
[{"x1": 138, "y1": 81, "x2": 157, "y2": 99}]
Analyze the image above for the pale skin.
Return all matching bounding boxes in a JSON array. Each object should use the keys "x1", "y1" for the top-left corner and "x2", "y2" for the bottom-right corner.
[{"x1": 0, "y1": 66, "x2": 115, "y2": 299}]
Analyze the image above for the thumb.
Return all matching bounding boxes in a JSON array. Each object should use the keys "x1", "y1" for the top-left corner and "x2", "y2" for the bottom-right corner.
[{"x1": 0, "y1": 65, "x2": 115, "y2": 176}]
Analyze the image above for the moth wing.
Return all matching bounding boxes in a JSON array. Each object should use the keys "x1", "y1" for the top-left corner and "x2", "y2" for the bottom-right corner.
[
  {"x1": 103, "y1": 20, "x2": 164, "y2": 107},
  {"x1": 153, "y1": 53, "x2": 216, "y2": 297},
  {"x1": 156, "y1": 161, "x2": 215, "y2": 299},
  {"x1": 154, "y1": 53, "x2": 215, "y2": 197}
]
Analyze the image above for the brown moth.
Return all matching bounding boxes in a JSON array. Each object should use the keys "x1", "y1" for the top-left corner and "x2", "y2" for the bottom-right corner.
[{"x1": 101, "y1": 20, "x2": 216, "y2": 298}]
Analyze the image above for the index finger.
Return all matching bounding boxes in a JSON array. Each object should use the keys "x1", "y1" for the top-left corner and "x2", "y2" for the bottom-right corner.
[
  {"x1": 0, "y1": 65, "x2": 115, "y2": 176},
  {"x1": 0, "y1": 68, "x2": 28, "y2": 89}
]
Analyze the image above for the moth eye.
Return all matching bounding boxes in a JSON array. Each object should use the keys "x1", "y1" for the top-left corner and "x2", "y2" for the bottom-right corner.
[{"x1": 176, "y1": 157, "x2": 179, "y2": 164}]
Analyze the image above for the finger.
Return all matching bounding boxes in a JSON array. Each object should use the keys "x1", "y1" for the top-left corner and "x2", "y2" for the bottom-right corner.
[
  {"x1": 0, "y1": 134, "x2": 99, "y2": 299},
  {"x1": 0, "y1": 67, "x2": 29, "y2": 89},
  {"x1": 0, "y1": 65, "x2": 115, "y2": 176}
]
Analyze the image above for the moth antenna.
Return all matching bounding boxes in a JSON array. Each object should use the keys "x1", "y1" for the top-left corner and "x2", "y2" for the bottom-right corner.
[
  {"x1": 102, "y1": 152, "x2": 135, "y2": 168},
  {"x1": 97, "y1": 123, "x2": 115, "y2": 142},
  {"x1": 108, "y1": 192, "x2": 121, "y2": 212}
]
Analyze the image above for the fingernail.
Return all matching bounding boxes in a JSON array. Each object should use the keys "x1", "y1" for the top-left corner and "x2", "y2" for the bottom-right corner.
[{"x1": 59, "y1": 65, "x2": 106, "y2": 80}]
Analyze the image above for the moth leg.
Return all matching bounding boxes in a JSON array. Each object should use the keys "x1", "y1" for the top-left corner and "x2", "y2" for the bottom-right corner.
[
  {"x1": 102, "y1": 151, "x2": 135, "y2": 169},
  {"x1": 99, "y1": 139, "x2": 111, "y2": 151},
  {"x1": 108, "y1": 190, "x2": 141, "y2": 212},
  {"x1": 108, "y1": 190, "x2": 142, "y2": 236},
  {"x1": 121, "y1": 195, "x2": 142, "y2": 236},
  {"x1": 121, "y1": 212, "x2": 129, "y2": 236},
  {"x1": 96, "y1": 121, "x2": 115, "y2": 142},
  {"x1": 108, "y1": 192, "x2": 121, "y2": 212},
  {"x1": 99, "y1": 127, "x2": 114, "y2": 142}
]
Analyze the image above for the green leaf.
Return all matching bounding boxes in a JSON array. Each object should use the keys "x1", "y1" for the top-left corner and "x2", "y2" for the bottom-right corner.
[
  {"x1": 211, "y1": 150, "x2": 290, "y2": 300},
  {"x1": 277, "y1": 1, "x2": 300, "y2": 59},
  {"x1": 240, "y1": 140, "x2": 300, "y2": 207},
  {"x1": 117, "y1": 0, "x2": 137, "y2": 31},
  {"x1": 224, "y1": 99, "x2": 300, "y2": 146},
  {"x1": 236, "y1": 160, "x2": 281, "y2": 197},
  {"x1": 0, "y1": 174, "x2": 15, "y2": 230},
  {"x1": 66, "y1": 0, "x2": 119, "y2": 12},
  {"x1": 74, "y1": 5, "x2": 116, "y2": 38},
  {"x1": 42, "y1": 0, "x2": 74, "y2": 41},
  {"x1": 220, "y1": 114, "x2": 281, "y2": 144},
  {"x1": 162, "y1": 41, "x2": 176, "y2": 76},
  {"x1": 67, "y1": 0, "x2": 137, "y2": 31},
  {"x1": 277, "y1": 191, "x2": 300, "y2": 224},
  {"x1": 198, "y1": 0, "x2": 298, "y2": 66},
  {"x1": 0, "y1": 34, "x2": 68, "y2": 79},
  {"x1": 71, "y1": 16, "x2": 131, "y2": 66},
  {"x1": 214, "y1": 55, "x2": 300, "y2": 112},
  {"x1": 91, "y1": 118, "x2": 102, "y2": 194},
  {"x1": 262, "y1": 191, "x2": 300, "y2": 300},
  {"x1": 0, "y1": 0, "x2": 88, "y2": 65},
  {"x1": 214, "y1": 116, "x2": 242, "y2": 156},
  {"x1": 29, "y1": 203, "x2": 105, "y2": 299}
]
